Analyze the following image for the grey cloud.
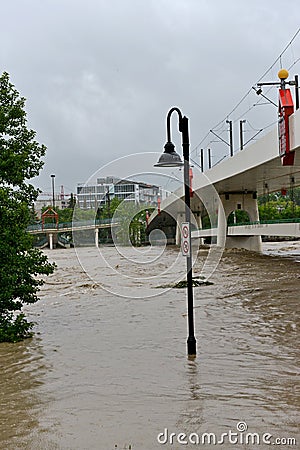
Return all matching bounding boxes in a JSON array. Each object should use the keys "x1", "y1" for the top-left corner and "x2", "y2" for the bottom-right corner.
[{"x1": 1, "y1": 0, "x2": 300, "y2": 192}]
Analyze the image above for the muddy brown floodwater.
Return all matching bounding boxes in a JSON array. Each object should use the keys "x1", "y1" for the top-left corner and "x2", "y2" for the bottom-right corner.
[{"x1": 0, "y1": 242, "x2": 299, "y2": 450}]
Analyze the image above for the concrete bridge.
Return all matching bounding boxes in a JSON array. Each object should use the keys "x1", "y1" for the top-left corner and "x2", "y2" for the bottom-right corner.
[{"x1": 148, "y1": 107, "x2": 300, "y2": 252}]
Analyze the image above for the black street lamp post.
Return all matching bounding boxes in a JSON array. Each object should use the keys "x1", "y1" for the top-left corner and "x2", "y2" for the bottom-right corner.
[{"x1": 155, "y1": 107, "x2": 197, "y2": 357}]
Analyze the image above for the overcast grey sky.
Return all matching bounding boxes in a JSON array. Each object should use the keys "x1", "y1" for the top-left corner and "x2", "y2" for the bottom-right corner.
[{"x1": 1, "y1": 0, "x2": 300, "y2": 195}]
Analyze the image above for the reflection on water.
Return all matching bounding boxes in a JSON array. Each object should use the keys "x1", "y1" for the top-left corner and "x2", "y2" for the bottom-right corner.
[
  {"x1": 0, "y1": 244, "x2": 299, "y2": 449},
  {"x1": 0, "y1": 340, "x2": 58, "y2": 449}
]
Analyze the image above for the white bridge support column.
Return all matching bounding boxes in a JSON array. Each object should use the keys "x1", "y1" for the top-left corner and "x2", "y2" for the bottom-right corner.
[
  {"x1": 175, "y1": 212, "x2": 185, "y2": 246},
  {"x1": 49, "y1": 233, "x2": 54, "y2": 250},
  {"x1": 194, "y1": 212, "x2": 203, "y2": 245},
  {"x1": 220, "y1": 192, "x2": 262, "y2": 252},
  {"x1": 95, "y1": 228, "x2": 99, "y2": 248},
  {"x1": 217, "y1": 198, "x2": 227, "y2": 248}
]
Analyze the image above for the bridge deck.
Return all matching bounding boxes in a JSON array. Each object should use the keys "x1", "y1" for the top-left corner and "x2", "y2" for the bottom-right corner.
[
  {"x1": 27, "y1": 220, "x2": 118, "y2": 235},
  {"x1": 193, "y1": 219, "x2": 300, "y2": 238}
]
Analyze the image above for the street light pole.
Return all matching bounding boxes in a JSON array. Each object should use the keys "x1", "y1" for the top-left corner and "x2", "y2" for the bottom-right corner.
[
  {"x1": 155, "y1": 107, "x2": 197, "y2": 357},
  {"x1": 51, "y1": 174, "x2": 55, "y2": 209}
]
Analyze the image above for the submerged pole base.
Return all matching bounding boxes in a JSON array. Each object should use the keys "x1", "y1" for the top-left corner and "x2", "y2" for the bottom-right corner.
[{"x1": 187, "y1": 336, "x2": 197, "y2": 358}]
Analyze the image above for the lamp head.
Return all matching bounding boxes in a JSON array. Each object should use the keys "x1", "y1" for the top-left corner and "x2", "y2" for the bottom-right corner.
[{"x1": 154, "y1": 141, "x2": 183, "y2": 167}]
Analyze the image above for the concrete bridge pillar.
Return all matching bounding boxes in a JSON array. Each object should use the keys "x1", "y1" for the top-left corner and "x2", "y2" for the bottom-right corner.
[
  {"x1": 219, "y1": 192, "x2": 262, "y2": 252},
  {"x1": 95, "y1": 228, "x2": 99, "y2": 248},
  {"x1": 49, "y1": 233, "x2": 53, "y2": 250},
  {"x1": 175, "y1": 212, "x2": 185, "y2": 246},
  {"x1": 217, "y1": 198, "x2": 227, "y2": 248},
  {"x1": 193, "y1": 212, "x2": 203, "y2": 245}
]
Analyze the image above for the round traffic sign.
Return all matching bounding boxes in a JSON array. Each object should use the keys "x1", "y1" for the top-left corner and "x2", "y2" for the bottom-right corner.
[
  {"x1": 182, "y1": 225, "x2": 189, "y2": 239},
  {"x1": 183, "y1": 240, "x2": 189, "y2": 255}
]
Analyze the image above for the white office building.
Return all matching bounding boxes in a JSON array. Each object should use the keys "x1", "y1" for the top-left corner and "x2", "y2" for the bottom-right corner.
[{"x1": 76, "y1": 177, "x2": 160, "y2": 209}]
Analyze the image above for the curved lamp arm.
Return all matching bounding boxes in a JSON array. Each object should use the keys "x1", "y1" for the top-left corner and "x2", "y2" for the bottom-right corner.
[{"x1": 166, "y1": 107, "x2": 183, "y2": 142}]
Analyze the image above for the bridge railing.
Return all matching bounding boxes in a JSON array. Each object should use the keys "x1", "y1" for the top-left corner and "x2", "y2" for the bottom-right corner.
[
  {"x1": 27, "y1": 218, "x2": 116, "y2": 232},
  {"x1": 196, "y1": 217, "x2": 300, "y2": 231},
  {"x1": 229, "y1": 217, "x2": 300, "y2": 227}
]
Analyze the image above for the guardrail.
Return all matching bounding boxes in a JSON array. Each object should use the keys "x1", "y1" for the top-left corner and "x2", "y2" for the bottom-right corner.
[
  {"x1": 229, "y1": 217, "x2": 300, "y2": 227},
  {"x1": 199, "y1": 218, "x2": 300, "y2": 231},
  {"x1": 27, "y1": 218, "x2": 116, "y2": 232}
]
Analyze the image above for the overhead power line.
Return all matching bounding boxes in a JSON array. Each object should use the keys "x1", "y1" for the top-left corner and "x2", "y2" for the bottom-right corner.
[{"x1": 191, "y1": 28, "x2": 300, "y2": 157}]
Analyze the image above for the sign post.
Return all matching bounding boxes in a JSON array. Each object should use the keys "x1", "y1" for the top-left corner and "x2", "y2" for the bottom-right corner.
[{"x1": 181, "y1": 222, "x2": 190, "y2": 257}]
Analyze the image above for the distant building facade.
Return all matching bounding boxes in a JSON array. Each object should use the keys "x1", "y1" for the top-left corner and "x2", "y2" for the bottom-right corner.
[{"x1": 76, "y1": 176, "x2": 160, "y2": 209}]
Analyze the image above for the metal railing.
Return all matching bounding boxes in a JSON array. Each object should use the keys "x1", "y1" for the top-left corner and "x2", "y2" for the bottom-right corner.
[
  {"x1": 27, "y1": 218, "x2": 115, "y2": 232},
  {"x1": 198, "y1": 217, "x2": 300, "y2": 230},
  {"x1": 229, "y1": 217, "x2": 300, "y2": 227}
]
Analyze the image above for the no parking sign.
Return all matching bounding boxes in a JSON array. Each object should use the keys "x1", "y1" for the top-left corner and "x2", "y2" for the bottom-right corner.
[{"x1": 181, "y1": 222, "x2": 190, "y2": 257}]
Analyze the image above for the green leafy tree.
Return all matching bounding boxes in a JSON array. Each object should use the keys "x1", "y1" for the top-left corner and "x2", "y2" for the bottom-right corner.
[
  {"x1": 112, "y1": 201, "x2": 151, "y2": 246},
  {"x1": 56, "y1": 207, "x2": 73, "y2": 223},
  {"x1": 0, "y1": 72, "x2": 55, "y2": 342},
  {"x1": 97, "y1": 197, "x2": 122, "y2": 220},
  {"x1": 258, "y1": 198, "x2": 300, "y2": 221},
  {"x1": 67, "y1": 193, "x2": 76, "y2": 209},
  {"x1": 227, "y1": 209, "x2": 250, "y2": 225}
]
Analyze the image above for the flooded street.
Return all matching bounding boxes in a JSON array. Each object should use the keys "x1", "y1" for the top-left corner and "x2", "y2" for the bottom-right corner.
[{"x1": 0, "y1": 243, "x2": 299, "y2": 449}]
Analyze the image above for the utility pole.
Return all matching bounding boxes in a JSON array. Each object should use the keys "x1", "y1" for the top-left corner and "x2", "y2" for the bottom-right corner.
[
  {"x1": 294, "y1": 75, "x2": 299, "y2": 110},
  {"x1": 240, "y1": 120, "x2": 246, "y2": 150},
  {"x1": 226, "y1": 120, "x2": 233, "y2": 156},
  {"x1": 200, "y1": 148, "x2": 204, "y2": 172},
  {"x1": 208, "y1": 148, "x2": 212, "y2": 169}
]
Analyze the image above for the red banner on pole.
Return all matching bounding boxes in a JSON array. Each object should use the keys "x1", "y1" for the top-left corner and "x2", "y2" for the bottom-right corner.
[{"x1": 278, "y1": 88, "x2": 294, "y2": 166}]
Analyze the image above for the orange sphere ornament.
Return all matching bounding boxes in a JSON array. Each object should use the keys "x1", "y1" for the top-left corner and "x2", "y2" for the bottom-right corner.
[{"x1": 278, "y1": 68, "x2": 289, "y2": 80}]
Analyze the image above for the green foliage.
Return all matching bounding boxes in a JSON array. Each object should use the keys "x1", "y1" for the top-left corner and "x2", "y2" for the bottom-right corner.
[
  {"x1": 0, "y1": 313, "x2": 34, "y2": 342},
  {"x1": 29, "y1": 204, "x2": 39, "y2": 224},
  {"x1": 0, "y1": 72, "x2": 55, "y2": 342},
  {"x1": 96, "y1": 197, "x2": 122, "y2": 220},
  {"x1": 227, "y1": 209, "x2": 250, "y2": 225},
  {"x1": 58, "y1": 207, "x2": 74, "y2": 223},
  {"x1": 112, "y1": 201, "x2": 152, "y2": 246},
  {"x1": 0, "y1": 73, "x2": 46, "y2": 185},
  {"x1": 72, "y1": 207, "x2": 96, "y2": 221},
  {"x1": 201, "y1": 214, "x2": 211, "y2": 229},
  {"x1": 258, "y1": 187, "x2": 300, "y2": 206},
  {"x1": 258, "y1": 187, "x2": 300, "y2": 221},
  {"x1": 258, "y1": 200, "x2": 300, "y2": 221},
  {"x1": 291, "y1": 187, "x2": 300, "y2": 206},
  {"x1": 67, "y1": 193, "x2": 76, "y2": 209}
]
